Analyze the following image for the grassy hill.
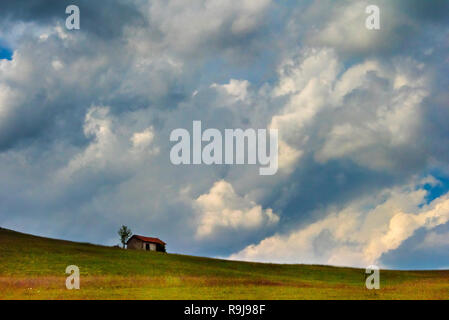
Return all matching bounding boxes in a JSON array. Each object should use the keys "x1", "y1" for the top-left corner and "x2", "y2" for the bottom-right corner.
[{"x1": 0, "y1": 227, "x2": 448, "y2": 299}]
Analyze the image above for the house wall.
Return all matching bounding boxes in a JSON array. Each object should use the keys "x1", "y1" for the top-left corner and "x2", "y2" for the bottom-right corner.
[{"x1": 127, "y1": 237, "x2": 143, "y2": 250}]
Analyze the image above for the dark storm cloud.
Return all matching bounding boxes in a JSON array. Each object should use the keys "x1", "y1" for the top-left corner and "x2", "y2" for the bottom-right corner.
[
  {"x1": 0, "y1": 0, "x2": 146, "y2": 39},
  {"x1": 395, "y1": 0, "x2": 449, "y2": 23},
  {"x1": 0, "y1": 0, "x2": 276, "y2": 152}
]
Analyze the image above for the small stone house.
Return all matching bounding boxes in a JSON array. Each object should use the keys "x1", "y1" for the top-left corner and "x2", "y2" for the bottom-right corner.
[{"x1": 126, "y1": 235, "x2": 166, "y2": 252}]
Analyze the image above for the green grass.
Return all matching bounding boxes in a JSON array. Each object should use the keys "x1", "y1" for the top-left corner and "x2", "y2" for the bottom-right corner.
[{"x1": 0, "y1": 227, "x2": 448, "y2": 299}]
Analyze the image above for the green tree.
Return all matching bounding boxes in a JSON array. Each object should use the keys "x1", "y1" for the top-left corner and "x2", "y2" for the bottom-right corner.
[{"x1": 118, "y1": 225, "x2": 132, "y2": 248}]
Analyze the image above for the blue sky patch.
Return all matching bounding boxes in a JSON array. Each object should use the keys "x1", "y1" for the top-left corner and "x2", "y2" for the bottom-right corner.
[
  {"x1": 423, "y1": 172, "x2": 449, "y2": 204},
  {"x1": 0, "y1": 46, "x2": 13, "y2": 60}
]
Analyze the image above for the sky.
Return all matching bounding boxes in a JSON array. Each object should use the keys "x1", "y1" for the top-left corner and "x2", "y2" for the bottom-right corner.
[{"x1": 0, "y1": 0, "x2": 449, "y2": 269}]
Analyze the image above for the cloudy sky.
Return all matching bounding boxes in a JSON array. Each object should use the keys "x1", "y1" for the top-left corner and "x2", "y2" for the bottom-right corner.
[{"x1": 1, "y1": 0, "x2": 449, "y2": 269}]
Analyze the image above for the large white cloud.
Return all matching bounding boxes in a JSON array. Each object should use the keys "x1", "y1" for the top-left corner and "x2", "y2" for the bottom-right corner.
[
  {"x1": 230, "y1": 177, "x2": 449, "y2": 267},
  {"x1": 194, "y1": 180, "x2": 279, "y2": 238},
  {"x1": 57, "y1": 106, "x2": 159, "y2": 180},
  {"x1": 268, "y1": 47, "x2": 431, "y2": 172}
]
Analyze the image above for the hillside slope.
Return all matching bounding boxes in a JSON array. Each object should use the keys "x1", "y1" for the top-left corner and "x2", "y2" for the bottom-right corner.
[{"x1": 0, "y1": 227, "x2": 448, "y2": 299}]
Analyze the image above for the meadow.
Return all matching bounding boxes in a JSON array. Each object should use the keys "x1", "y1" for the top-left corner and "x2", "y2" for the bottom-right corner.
[{"x1": 0, "y1": 227, "x2": 448, "y2": 299}]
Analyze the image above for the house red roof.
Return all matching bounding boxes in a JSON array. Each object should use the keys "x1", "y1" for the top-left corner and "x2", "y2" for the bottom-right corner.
[{"x1": 128, "y1": 235, "x2": 166, "y2": 245}]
